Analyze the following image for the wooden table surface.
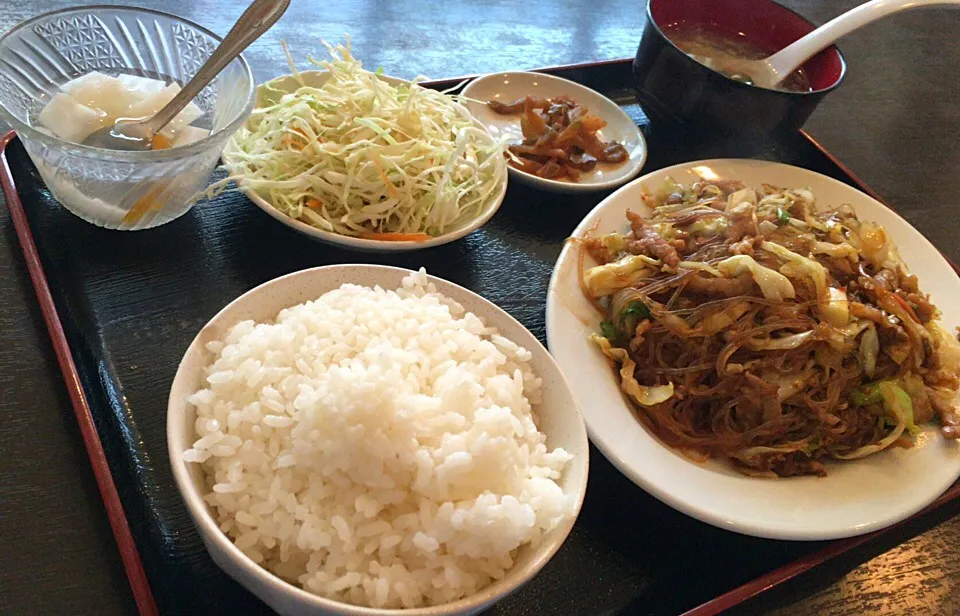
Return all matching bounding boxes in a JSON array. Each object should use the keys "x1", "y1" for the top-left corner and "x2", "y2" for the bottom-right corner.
[{"x1": 1, "y1": 1, "x2": 958, "y2": 614}]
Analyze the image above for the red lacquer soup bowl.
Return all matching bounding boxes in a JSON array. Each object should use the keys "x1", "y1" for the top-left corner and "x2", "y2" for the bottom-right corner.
[{"x1": 633, "y1": 0, "x2": 846, "y2": 134}]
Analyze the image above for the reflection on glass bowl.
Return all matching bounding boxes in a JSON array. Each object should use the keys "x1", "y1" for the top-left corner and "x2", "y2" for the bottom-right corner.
[{"x1": 0, "y1": 6, "x2": 255, "y2": 230}]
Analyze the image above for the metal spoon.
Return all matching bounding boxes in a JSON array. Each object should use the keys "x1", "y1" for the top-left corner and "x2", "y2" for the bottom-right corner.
[
  {"x1": 717, "y1": 0, "x2": 960, "y2": 90},
  {"x1": 83, "y1": 0, "x2": 290, "y2": 151}
]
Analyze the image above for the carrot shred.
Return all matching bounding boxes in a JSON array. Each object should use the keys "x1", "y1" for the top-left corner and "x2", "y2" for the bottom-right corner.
[
  {"x1": 369, "y1": 152, "x2": 400, "y2": 199},
  {"x1": 363, "y1": 232, "x2": 432, "y2": 242},
  {"x1": 151, "y1": 134, "x2": 173, "y2": 150},
  {"x1": 892, "y1": 292, "x2": 922, "y2": 323},
  {"x1": 121, "y1": 183, "x2": 166, "y2": 225},
  {"x1": 282, "y1": 127, "x2": 308, "y2": 150},
  {"x1": 306, "y1": 198, "x2": 324, "y2": 209}
]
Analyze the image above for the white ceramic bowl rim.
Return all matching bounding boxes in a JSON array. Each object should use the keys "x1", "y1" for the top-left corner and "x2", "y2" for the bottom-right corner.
[
  {"x1": 168, "y1": 264, "x2": 588, "y2": 615},
  {"x1": 0, "y1": 5, "x2": 256, "y2": 163},
  {"x1": 546, "y1": 159, "x2": 960, "y2": 540}
]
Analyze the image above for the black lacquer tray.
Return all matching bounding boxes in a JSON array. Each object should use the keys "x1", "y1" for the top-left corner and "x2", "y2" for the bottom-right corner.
[{"x1": 4, "y1": 58, "x2": 957, "y2": 616}]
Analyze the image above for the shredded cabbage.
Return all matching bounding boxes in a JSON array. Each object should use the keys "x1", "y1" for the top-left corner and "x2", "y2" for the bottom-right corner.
[
  {"x1": 595, "y1": 232, "x2": 630, "y2": 256},
  {"x1": 878, "y1": 381, "x2": 920, "y2": 436},
  {"x1": 821, "y1": 286, "x2": 850, "y2": 327},
  {"x1": 832, "y1": 420, "x2": 905, "y2": 459},
  {"x1": 859, "y1": 322, "x2": 879, "y2": 378},
  {"x1": 745, "y1": 331, "x2": 814, "y2": 351},
  {"x1": 850, "y1": 379, "x2": 919, "y2": 436},
  {"x1": 716, "y1": 254, "x2": 796, "y2": 301},
  {"x1": 220, "y1": 40, "x2": 506, "y2": 238},
  {"x1": 726, "y1": 187, "x2": 757, "y2": 211},
  {"x1": 679, "y1": 260, "x2": 723, "y2": 277},
  {"x1": 591, "y1": 335, "x2": 674, "y2": 406},
  {"x1": 760, "y1": 241, "x2": 829, "y2": 300},
  {"x1": 583, "y1": 255, "x2": 658, "y2": 297},
  {"x1": 698, "y1": 300, "x2": 751, "y2": 335},
  {"x1": 812, "y1": 240, "x2": 859, "y2": 262}
]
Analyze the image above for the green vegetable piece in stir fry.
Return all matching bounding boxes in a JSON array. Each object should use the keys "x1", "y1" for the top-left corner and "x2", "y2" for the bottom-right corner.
[
  {"x1": 600, "y1": 321, "x2": 617, "y2": 340},
  {"x1": 620, "y1": 300, "x2": 651, "y2": 320},
  {"x1": 776, "y1": 207, "x2": 791, "y2": 225},
  {"x1": 850, "y1": 382, "x2": 884, "y2": 407}
]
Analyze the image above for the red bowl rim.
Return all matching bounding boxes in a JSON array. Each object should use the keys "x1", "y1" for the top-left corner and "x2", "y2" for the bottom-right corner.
[{"x1": 645, "y1": 0, "x2": 847, "y2": 96}]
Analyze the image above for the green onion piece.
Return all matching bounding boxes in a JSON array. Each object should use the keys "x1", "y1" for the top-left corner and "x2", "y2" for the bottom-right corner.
[
  {"x1": 620, "y1": 300, "x2": 651, "y2": 322},
  {"x1": 600, "y1": 321, "x2": 617, "y2": 340},
  {"x1": 776, "y1": 207, "x2": 791, "y2": 225}
]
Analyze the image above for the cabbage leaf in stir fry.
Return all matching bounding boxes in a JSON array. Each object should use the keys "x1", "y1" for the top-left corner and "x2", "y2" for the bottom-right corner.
[{"x1": 581, "y1": 178, "x2": 960, "y2": 477}]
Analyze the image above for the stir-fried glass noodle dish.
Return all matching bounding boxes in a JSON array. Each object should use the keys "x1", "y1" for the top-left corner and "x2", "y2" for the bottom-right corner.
[
  {"x1": 580, "y1": 179, "x2": 960, "y2": 477},
  {"x1": 221, "y1": 42, "x2": 506, "y2": 240}
]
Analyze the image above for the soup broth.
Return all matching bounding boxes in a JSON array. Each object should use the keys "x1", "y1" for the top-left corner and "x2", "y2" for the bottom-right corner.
[{"x1": 667, "y1": 27, "x2": 813, "y2": 92}]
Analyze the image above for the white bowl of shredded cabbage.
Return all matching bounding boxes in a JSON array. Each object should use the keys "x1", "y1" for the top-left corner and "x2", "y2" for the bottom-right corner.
[{"x1": 220, "y1": 42, "x2": 508, "y2": 252}]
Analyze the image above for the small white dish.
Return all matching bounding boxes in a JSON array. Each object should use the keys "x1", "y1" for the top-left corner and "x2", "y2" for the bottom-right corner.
[
  {"x1": 460, "y1": 71, "x2": 647, "y2": 193},
  {"x1": 168, "y1": 264, "x2": 590, "y2": 616},
  {"x1": 221, "y1": 71, "x2": 508, "y2": 253},
  {"x1": 546, "y1": 159, "x2": 960, "y2": 541}
]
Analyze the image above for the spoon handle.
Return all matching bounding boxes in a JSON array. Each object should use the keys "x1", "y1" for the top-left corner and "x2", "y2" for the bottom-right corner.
[
  {"x1": 765, "y1": 0, "x2": 960, "y2": 84},
  {"x1": 141, "y1": 0, "x2": 290, "y2": 135}
]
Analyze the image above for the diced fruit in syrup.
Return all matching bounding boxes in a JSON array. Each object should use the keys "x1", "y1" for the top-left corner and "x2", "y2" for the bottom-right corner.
[{"x1": 37, "y1": 93, "x2": 106, "y2": 143}]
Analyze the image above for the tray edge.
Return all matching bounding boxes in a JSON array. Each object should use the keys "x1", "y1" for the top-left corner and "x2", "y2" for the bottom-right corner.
[
  {"x1": 0, "y1": 130, "x2": 159, "y2": 616},
  {"x1": 4, "y1": 56, "x2": 959, "y2": 616}
]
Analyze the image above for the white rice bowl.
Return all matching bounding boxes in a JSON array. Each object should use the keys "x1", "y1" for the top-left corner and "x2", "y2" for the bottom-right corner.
[{"x1": 178, "y1": 268, "x2": 579, "y2": 610}]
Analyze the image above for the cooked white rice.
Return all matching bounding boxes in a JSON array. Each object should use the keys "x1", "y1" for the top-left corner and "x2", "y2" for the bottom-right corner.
[{"x1": 184, "y1": 269, "x2": 574, "y2": 608}]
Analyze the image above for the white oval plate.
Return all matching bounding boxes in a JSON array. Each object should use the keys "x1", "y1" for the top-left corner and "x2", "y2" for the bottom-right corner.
[
  {"x1": 221, "y1": 71, "x2": 508, "y2": 253},
  {"x1": 460, "y1": 72, "x2": 647, "y2": 193},
  {"x1": 546, "y1": 159, "x2": 960, "y2": 540},
  {"x1": 168, "y1": 264, "x2": 590, "y2": 616}
]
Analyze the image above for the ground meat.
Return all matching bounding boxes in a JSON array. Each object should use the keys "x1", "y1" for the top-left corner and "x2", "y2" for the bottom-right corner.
[
  {"x1": 664, "y1": 192, "x2": 684, "y2": 205},
  {"x1": 930, "y1": 392, "x2": 960, "y2": 440},
  {"x1": 913, "y1": 389, "x2": 935, "y2": 424},
  {"x1": 725, "y1": 204, "x2": 758, "y2": 243},
  {"x1": 583, "y1": 236, "x2": 617, "y2": 263},
  {"x1": 873, "y1": 268, "x2": 898, "y2": 291},
  {"x1": 898, "y1": 269, "x2": 920, "y2": 294},
  {"x1": 727, "y1": 237, "x2": 757, "y2": 255},
  {"x1": 877, "y1": 321, "x2": 911, "y2": 364},
  {"x1": 827, "y1": 404, "x2": 883, "y2": 451},
  {"x1": 922, "y1": 337, "x2": 939, "y2": 370},
  {"x1": 825, "y1": 257, "x2": 856, "y2": 280},
  {"x1": 904, "y1": 292, "x2": 937, "y2": 323},
  {"x1": 850, "y1": 301, "x2": 886, "y2": 324},
  {"x1": 743, "y1": 452, "x2": 826, "y2": 478},
  {"x1": 926, "y1": 364, "x2": 960, "y2": 390},
  {"x1": 628, "y1": 320, "x2": 653, "y2": 353},
  {"x1": 626, "y1": 210, "x2": 680, "y2": 267}
]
